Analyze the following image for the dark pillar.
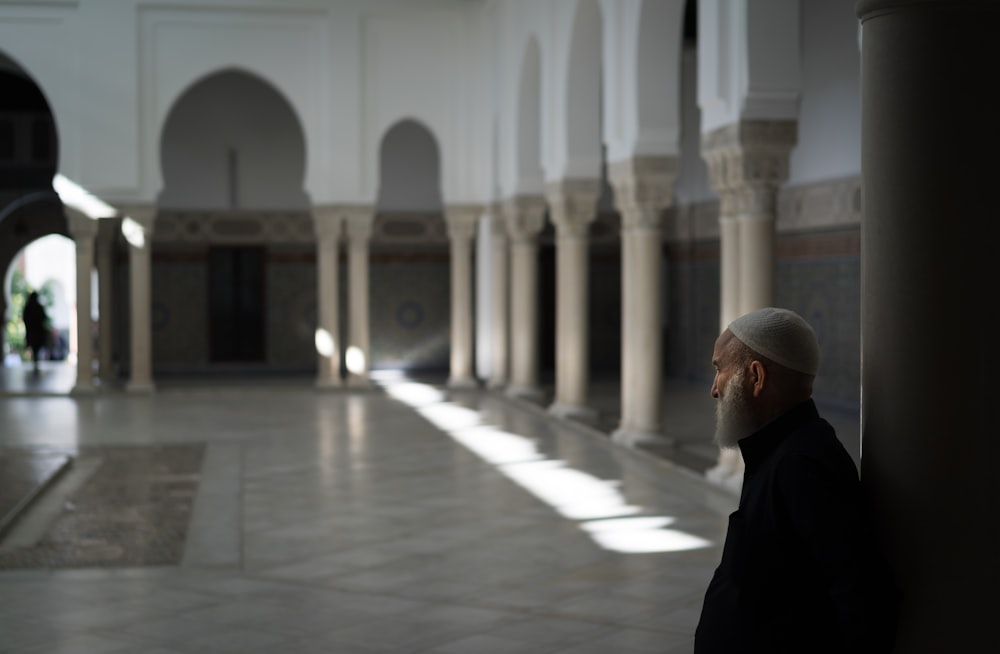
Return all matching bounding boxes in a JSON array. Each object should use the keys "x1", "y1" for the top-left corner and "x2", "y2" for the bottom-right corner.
[{"x1": 857, "y1": 1, "x2": 1000, "y2": 651}]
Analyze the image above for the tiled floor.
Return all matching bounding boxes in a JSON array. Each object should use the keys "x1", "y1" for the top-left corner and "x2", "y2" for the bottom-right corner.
[{"x1": 0, "y1": 364, "x2": 856, "y2": 653}]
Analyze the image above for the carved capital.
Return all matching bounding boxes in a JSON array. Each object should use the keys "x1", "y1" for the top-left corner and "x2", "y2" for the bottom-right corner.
[
  {"x1": 503, "y1": 195, "x2": 547, "y2": 243},
  {"x1": 312, "y1": 205, "x2": 344, "y2": 241},
  {"x1": 608, "y1": 156, "x2": 677, "y2": 213},
  {"x1": 444, "y1": 204, "x2": 482, "y2": 242},
  {"x1": 608, "y1": 156, "x2": 677, "y2": 230},
  {"x1": 702, "y1": 120, "x2": 798, "y2": 205},
  {"x1": 545, "y1": 178, "x2": 599, "y2": 239},
  {"x1": 737, "y1": 184, "x2": 779, "y2": 220},
  {"x1": 341, "y1": 205, "x2": 375, "y2": 243}
]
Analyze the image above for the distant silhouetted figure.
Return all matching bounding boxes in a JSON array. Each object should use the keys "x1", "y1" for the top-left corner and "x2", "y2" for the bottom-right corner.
[{"x1": 22, "y1": 291, "x2": 48, "y2": 373}]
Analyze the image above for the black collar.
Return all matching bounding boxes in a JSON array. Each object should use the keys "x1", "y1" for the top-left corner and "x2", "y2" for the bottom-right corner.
[{"x1": 737, "y1": 399, "x2": 819, "y2": 473}]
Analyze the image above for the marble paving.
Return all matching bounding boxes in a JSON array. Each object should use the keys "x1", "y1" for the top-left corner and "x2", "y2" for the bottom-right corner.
[{"x1": 0, "y1": 371, "x2": 738, "y2": 654}]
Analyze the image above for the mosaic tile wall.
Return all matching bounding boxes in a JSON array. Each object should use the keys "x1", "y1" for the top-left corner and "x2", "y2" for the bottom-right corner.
[
  {"x1": 151, "y1": 258, "x2": 208, "y2": 366},
  {"x1": 369, "y1": 254, "x2": 451, "y2": 371},
  {"x1": 265, "y1": 255, "x2": 317, "y2": 368},
  {"x1": 150, "y1": 248, "x2": 457, "y2": 373}
]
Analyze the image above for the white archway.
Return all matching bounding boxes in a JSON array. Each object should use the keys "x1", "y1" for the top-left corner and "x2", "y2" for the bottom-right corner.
[
  {"x1": 159, "y1": 68, "x2": 309, "y2": 210},
  {"x1": 376, "y1": 118, "x2": 443, "y2": 212},
  {"x1": 515, "y1": 37, "x2": 545, "y2": 195},
  {"x1": 560, "y1": 0, "x2": 603, "y2": 181}
]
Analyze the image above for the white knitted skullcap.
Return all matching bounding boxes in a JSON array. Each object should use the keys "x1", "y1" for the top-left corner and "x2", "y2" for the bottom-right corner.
[{"x1": 728, "y1": 307, "x2": 820, "y2": 376}]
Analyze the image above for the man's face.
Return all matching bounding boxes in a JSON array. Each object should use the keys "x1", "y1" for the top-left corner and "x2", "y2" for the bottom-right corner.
[{"x1": 712, "y1": 332, "x2": 756, "y2": 449}]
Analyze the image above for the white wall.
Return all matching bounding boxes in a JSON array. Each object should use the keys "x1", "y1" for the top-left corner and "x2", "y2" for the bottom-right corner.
[
  {"x1": 0, "y1": 3, "x2": 81, "y2": 180},
  {"x1": 786, "y1": 0, "x2": 861, "y2": 186},
  {"x1": 0, "y1": 0, "x2": 861, "y2": 212},
  {"x1": 0, "y1": 0, "x2": 491, "y2": 208}
]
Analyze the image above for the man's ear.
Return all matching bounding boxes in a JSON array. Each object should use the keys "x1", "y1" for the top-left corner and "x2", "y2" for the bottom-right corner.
[{"x1": 749, "y1": 360, "x2": 766, "y2": 397}]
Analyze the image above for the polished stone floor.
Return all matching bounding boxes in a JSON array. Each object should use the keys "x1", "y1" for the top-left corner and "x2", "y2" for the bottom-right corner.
[{"x1": 0, "y1": 365, "x2": 746, "y2": 654}]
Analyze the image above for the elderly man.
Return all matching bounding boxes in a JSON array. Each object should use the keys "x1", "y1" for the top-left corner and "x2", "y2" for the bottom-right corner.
[{"x1": 694, "y1": 307, "x2": 898, "y2": 653}]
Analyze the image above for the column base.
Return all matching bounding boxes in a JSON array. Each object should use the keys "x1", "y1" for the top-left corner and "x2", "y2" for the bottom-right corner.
[
  {"x1": 447, "y1": 376, "x2": 480, "y2": 390},
  {"x1": 505, "y1": 384, "x2": 545, "y2": 403},
  {"x1": 487, "y1": 377, "x2": 507, "y2": 390},
  {"x1": 126, "y1": 380, "x2": 156, "y2": 394},
  {"x1": 547, "y1": 402, "x2": 598, "y2": 426},
  {"x1": 611, "y1": 426, "x2": 672, "y2": 448}
]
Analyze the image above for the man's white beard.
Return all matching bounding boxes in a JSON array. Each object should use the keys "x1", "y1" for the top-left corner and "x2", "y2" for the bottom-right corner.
[{"x1": 714, "y1": 369, "x2": 757, "y2": 449}]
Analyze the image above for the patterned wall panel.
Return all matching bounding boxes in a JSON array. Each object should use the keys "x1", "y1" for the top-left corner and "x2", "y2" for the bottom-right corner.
[
  {"x1": 369, "y1": 254, "x2": 450, "y2": 371},
  {"x1": 266, "y1": 254, "x2": 317, "y2": 369},
  {"x1": 151, "y1": 254, "x2": 208, "y2": 366}
]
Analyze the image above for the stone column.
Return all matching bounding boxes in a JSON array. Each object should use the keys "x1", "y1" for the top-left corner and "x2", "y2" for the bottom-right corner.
[
  {"x1": 345, "y1": 208, "x2": 374, "y2": 387},
  {"x1": 66, "y1": 209, "x2": 99, "y2": 394},
  {"x1": 733, "y1": 122, "x2": 796, "y2": 315},
  {"x1": 488, "y1": 205, "x2": 509, "y2": 388},
  {"x1": 503, "y1": 195, "x2": 546, "y2": 401},
  {"x1": 96, "y1": 218, "x2": 120, "y2": 384},
  {"x1": 546, "y1": 179, "x2": 600, "y2": 423},
  {"x1": 609, "y1": 157, "x2": 677, "y2": 447},
  {"x1": 702, "y1": 121, "x2": 796, "y2": 489},
  {"x1": 445, "y1": 205, "x2": 482, "y2": 389},
  {"x1": 313, "y1": 207, "x2": 343, "y2": 388},
  {"x1": 119, "y1": 206, "x2": 156, "y2": 393},
  {"x1": 858, "y1": 1, "x2": 999, "y2": 649}
]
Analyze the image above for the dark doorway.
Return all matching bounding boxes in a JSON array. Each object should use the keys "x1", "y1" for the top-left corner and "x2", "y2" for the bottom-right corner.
[{"x1": 209, "y1": 247, "x2": 265, "y2": 362}]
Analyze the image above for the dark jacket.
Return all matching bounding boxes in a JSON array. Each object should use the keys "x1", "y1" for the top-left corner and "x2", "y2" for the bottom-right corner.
[{"x1": 695, "y1": 400, "x2": 898, "y2": 653}]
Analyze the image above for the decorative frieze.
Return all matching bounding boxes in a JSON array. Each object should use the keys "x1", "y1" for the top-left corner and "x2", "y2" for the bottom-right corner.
[
  {"x1": 663, "y1": 175, "x2": 862, "y2": 245},
  {"x1": 154, "y1": 211, "x2": 314, "y2": 244}
]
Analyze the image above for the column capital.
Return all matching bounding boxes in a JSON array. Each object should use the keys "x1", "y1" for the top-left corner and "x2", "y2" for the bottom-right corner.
[
  {"x1": 546, "y1": 178, "x2": 600, "y2": 238},
  {"x1": 312, "y1": 206, "x2": 344, "y2": 241},
  {"x1": 701, "y1": 119, "x2": 798, "y2": 195},
  {"x1": 341, "y1": 205, "x2": 375, "y2": 242},
  {"x1": 502, "y1": 195, "x2": 547, "y2": 242},
  {"x1": 64, "y1": 207, "x2": 100, "y2": 240},
  {"x1": 444, "y1": 204, "x2": 482, "y2": 242},
  {"x1": 608, "y1": 156, "x2": 677, "y2": 230}
]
